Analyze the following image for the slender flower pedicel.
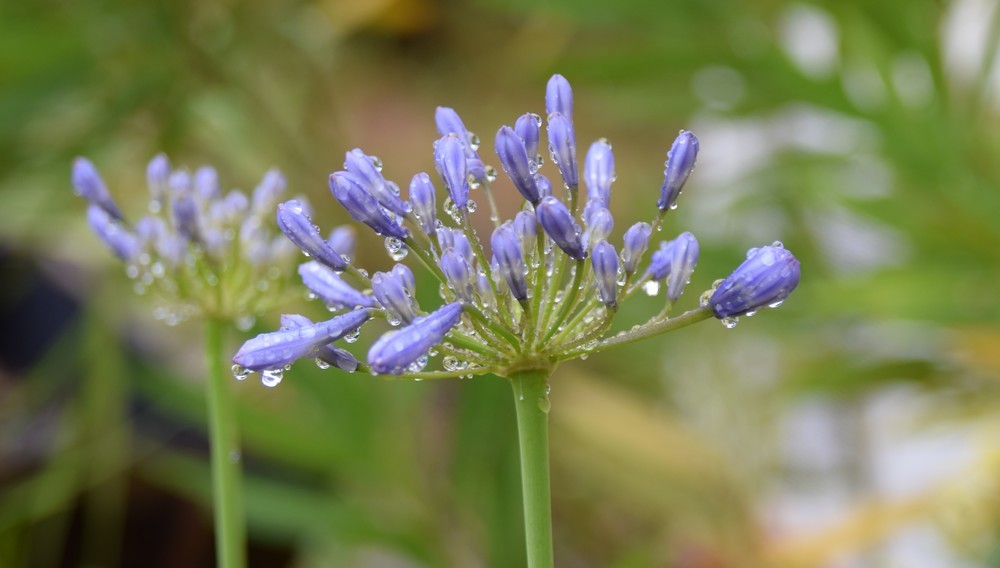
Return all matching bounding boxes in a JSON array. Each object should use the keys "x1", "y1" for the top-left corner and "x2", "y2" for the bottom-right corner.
[{"x1": 231, "y1": 75, "x2": 801, "y2": 568}]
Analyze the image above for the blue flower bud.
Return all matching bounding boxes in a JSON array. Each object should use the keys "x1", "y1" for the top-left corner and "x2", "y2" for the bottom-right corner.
[
  {"x1": 545, "y1": 74, "x2": 574, "y2": 122},
  {"x1": 435, "y1": 106, "x2": 470, "y2": 143},
  {"x1": 534, "y1": 174, "x2": 553, "y2": 199},
  {"x1": 252, "y1": 169, "x2": 286, "y2": 215},
  {"x1": 536, "y1": 196, "x2": 586, "y2": 260},
  {"x1": 279, "y1": 314, "x2": 359, "y2": 372},
  {"x1": 233, "y1": 308, "x2": 373, "y2": 371},
  {"x1": 344, "y1": 149, "x2": 411, "y2": 216},
  {"x1": 328, "y1": 225, "x2": 356, "y2": 260},
  {"x1": 277, "y1": 200, "x2": 349, "y2": 271},
  {"x1": 435, "y1": 135, "x2": 469, "y2": 210},
  {"x1": 437, "y1": 226, "x2": 474, "y2": 264},
  {"x1": 409, "y1": 172, "x2": 437, "y2": 235},
  {"x1": 146, "y1": 154, "x2": 171, "y2": 210},
  {"x1": 546, "y1": 112, "x2": 579, "y2": 188},
  {"x1": 73, "y1": 158, "x2": 123, "y2": 220},
  {"x1": 657, "y1": 130, "x2": 699, "y2": 211},
  {"x1": 582, "y1": 201, "x2": 614, "y2": 249},
  {"x1": 591, "y1": 240, "x2": 619, "y2": 309},
  {"x1": 584, "y1": 140, "x2": 614, "y2": 207},
  {"x1": 372, "y1": 270, "x2": 419, "y2": 325},
  {"x1": 169, "y1": 173, "x2": 201, "y2": 241},
  {"x1": 298, "y1": 261, "x2": 375, "y2": 310},
  {"x1": 87, "y1": 204, "x2": 140, "y2": 261},
  {"x1": 709, "y1": 244, "x2": 800, "y2": 318},
  {"x1": 441, "y1": 249, "x2": 475, "y2": 302},
  {"x1": 495, "y1": 126, "x2": 540, "y2": 204},
  {"x1": 367, "y1": 302, "x2": 464, "y2": 374},
  {"x1": 329, "y1": 173, "x2": 409, "y2": 239},
  {"x1": 621, "y1": 222, "x2": 652, "y2": 275},
  {"x1": 514, "y1": 113, "x2": 542, "y2": 165},
  {"x1": 476, "y1": 273, "x2": 495, "y2": 308},
  {"x1": 666, "y1": 232, "x2": 699, "y2": 302},
  {"x1": 391, "y1": 263, "x2": 417, "y2": 297},
  {"x1": 491, "y1": 223, "x2": 528, "y2": 300},
  {"x1": 513, "y1": 210, "x2": 537, "y2": 259},
  {"x1": 194, "y1": 166, "x2": 220, "y2": 200}
]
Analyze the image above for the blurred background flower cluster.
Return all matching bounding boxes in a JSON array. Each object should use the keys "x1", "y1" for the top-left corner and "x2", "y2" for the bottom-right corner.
[{"x1": 2, "y1": 0, "x2": 999, "y2": 566}]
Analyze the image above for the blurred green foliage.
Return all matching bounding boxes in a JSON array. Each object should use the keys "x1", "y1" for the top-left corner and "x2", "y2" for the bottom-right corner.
[{"x1": 2, "y1": 0, "x2": 1000, "y2": 566}]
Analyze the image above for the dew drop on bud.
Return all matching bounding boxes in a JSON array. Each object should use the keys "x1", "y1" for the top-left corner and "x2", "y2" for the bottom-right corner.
[
  {"x1": 315, "y1": 358, "x2": 331, "y2": 369},
  {"x1": 721, "y1": 316, "x2": 739, "y2": 329},
  {"x1": 261, "y1": 368, "x2": 284, "y2": 387},
  {"x1": 232, "y1": 364, "x2": 251, "y2": 381},
  {"x1": 643, "y1": 280, "x2": 660, "y2": 296},
  {"x1": 344, "y1": 328, "x2": 362, "y2": 343}
]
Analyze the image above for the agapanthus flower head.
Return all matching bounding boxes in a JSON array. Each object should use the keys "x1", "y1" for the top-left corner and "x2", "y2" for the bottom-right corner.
[
  {"x1": 232, "y1": 74, "x2": 800, "y2": 385},
  {"x1": 73, "y1": 155, "x2": 299, "y2": 328}
]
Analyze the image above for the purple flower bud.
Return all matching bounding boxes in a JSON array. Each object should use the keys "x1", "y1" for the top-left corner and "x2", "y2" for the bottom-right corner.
[
  {"x1": 233, "y1": 308, "x2": 373, "y2": 371},
  {"x1": 437, "y1": 226, "x2": 474, "y2": 264},
  {"x1": 514, "y1": 113, "x2": 542, "y2": 164},
  {"x1": 391, "y1": 263, "x2": 416, "y2": 297},
  {"x1": 252, "y1": 169, "x2": 286, "y2": 215},
  {"x1": 147, "y1": 154, "x2": 171, "y2": 209},
  {"x1": 409, "y1": 172, "x2": 437, "y2": 235},
  {"x1": 535, "y1": 174, "x2": 553, "y2": 199},
  {"x1": 87, "y1": 204, "x2": 140, "y2": 260},
  {"x1": 709, "y1": 244, "x2": 800, "y2": 318},
  {"x1": 435, "y1": 107, "x2": 470, "y2": 143},
  {"x1": 648, "y1": 241, "x2": 674, "y2": 280},
  {"x1": 657, "y1": 131, "x2": 699, "y2": 211},
  {"x1": 170, "y1": 176, "x2": 201, "y2": 241},
  {"x1": 666, "y1": 232, "x2": 699, "y2": 302},
  {"x1": 545, "y1": 74, "x2": 574, "y2": 122},
  {"x1": 135, "y1": 216, "x2": 165, "y2": 245},
  {"x1": 194, "y1": 166, "x2": 220, "y2": 200},
  {"x1": 435, "y1": 135, "x2": 469, "y2": 210},
  {"x1": 491, "y1": 223, "x2": 528, "y2": 300},
  {"x1": 328, "y1": 225, "x2": 356, "y2": 260},
  {"x1": 330, "y1": 173, "x2": 409, "y2": 240},
  {"x1": 277, "y1": 200, "x2": 349, "y2": 271},
  {"x1": 582, "y1": 201, "x2": 614, "y2": 248},
  {"x1": 591, "y1": 240, "x2": 619, "y2": 308},
  {"x1": 536, "y1": 196, "x2": 585, "y2": 260},
  {"x1": 621, "y1": 222, "x2": 652, "y2": 275},
  {"x1": 476, "y1": 273, "x2": 495, "y2": 308},
  {"x1": 440, "y1": 249, "x2": 475, "y2": 302},
  {"x1": 280, "y1": 314, "x2": 359, "y2": 372},
  {"x1": 546, "y1": 112, "x2": 578, "y2": 188},
  {"x1": 496, "y1": 126, "x2": 540, "y2": 204},
  {"x1": 490, "y1": 256, "x2": 509, "y2": 296},
  {"x1": 513, "y1": 210, "x2": 537, "y2": 259},
  {"x1": 367, "y1": 303, "x2": 464, "y2": 375},
  {"x1": 584, "y1": 140, "x2": 614, "y2": 207},
  {"x1": 372, "y1": 270, "x2": 418, "y2": 325},
  {"x1": 73, "y1": 158, "x2": 124, "y2": 220},
  {"x1": 298, "y1": 261, "x2": 375, "y2": 309},
  {"x1": 344, "y1": 149, "x2": 411, "y2": 216}
]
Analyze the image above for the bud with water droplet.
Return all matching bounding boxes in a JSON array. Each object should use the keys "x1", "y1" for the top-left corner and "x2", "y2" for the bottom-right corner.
[
  {"x1": 496, "y1": 125, "x2": 541, "y2": 204},
  {"x1": 514, "y1": 112, "x2": 541, "y2": 166},
  {"x1": 546, "y1": 112, "x2": 578, "y2": 188},
  {"x1": 657, "y1": 130, "x2": 699, "y2": 211},
  {"x1": 372, "y1": 270, "x2": 419, "y2": 325},
  {"x1": 329, "y1": 172, "x2": 408, "y2": 240},
  {"x1": 232, "y1": 308, "x2": 373, "y2": 371},
  {"x1": 344, "y1": 148, "x2": 412, "y2": 216},
  {"x1": 591, "y1": 240, "x2": 619, "y2": 309},
  {"x1": 409, "y1": 172, "x2": 437, "y2": 235},
  {"x1": 435, "y1": 134, "x2": 470, "y2": 210},
  {"x1": 709, "y1": 245, "x2": 800, "y2": 318},
  {"x1": 277, "y1": 199, "x2": 349, "y2": 271},
  {"x1": 298, "y1": 261, "x2": 375, "y2": 310},
  {"x1": 491, "y1": 222, "x2": 529, "y2": 301},
  {"x1": 584, "y1": 140, "x2": 614, "y2": 207},
  {"x1": 545, "y1": 74, "x2": 574, "y2": 122},
  {"x1": 367, "y1": 303, "x2": 464, "y2": 374},
  {"x1": 536, "y1": 196, "x2": 586, "y2": 260}
]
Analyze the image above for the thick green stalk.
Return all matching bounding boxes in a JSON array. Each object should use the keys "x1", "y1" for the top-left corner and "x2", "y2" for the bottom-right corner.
[
  {"x1": 510, "y1": 369, "x2": 554, "y2": 568},
  {"x1": 204, "y1": 318, "x2": 247, "y2": 568}
]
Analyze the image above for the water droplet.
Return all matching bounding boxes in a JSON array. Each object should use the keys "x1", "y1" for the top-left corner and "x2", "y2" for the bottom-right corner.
[
  {"x1": 315, "y1": 358, "x2": 331, "y2": 369},
  {"x1": 344, "y1": 328, "x2": 362, "y2": 343},
  {"x1": 767, "y1": 299, "x2": 784, "y2": 309},
  {"x1": 538, "y1": 394, "x2": 551, "y2": 413},
  {"x1": 384, "y1": 237, "x2": 408, "y2": 260},
  {"x1": 580, "y1": 353, "x2": 589, "y2": 360},
  {"x1": 468, "y1": 132, "x2": 480, "y2": 151},
  {"x1": 126, "y1": 264, "x2": 140, "y2": 279},
  {"x1": 643, "y1": 280, "x2": 660, "y2": 296},
  {"x1": 232, "y1": 364, "x2": 251, "y2": 381},
  {"x1": 261, "y1": 368, "x2": 284, "y2": 387},
  {"x1": 407, "y1": 355, "x2": 429, "y2": 373},
  {"x1": 699, "y1": 289, "x2": 713, "y2": 307},
  {"x1": 721, "y1": 316, "x2": 739, "y2": 329},
  {"x1": 485, "y1": 165, "x2": 498, "y2": 183},
  {"x1": 235, "y1": 315, "x2": 255, "y2": 331},
  {"x1": 772, "y1": 240, "x2": 784, "y2": 248},
  {"x1": 370, "y1": 155, "x2": 383, "y2": 171}
]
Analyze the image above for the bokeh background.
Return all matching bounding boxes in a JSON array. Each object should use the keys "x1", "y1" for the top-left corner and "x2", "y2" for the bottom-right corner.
[{"x1": 3, "y1": 0, "x2": 1000, "y2": 566}]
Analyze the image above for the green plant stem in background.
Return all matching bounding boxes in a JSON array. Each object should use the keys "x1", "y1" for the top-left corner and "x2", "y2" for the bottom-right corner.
[
  {"x1": 204, "y1": 317, "x2": 247, "y2": 568},
  {"x1": 510, "y1": 369, "x2": 554, "y2": 568}
]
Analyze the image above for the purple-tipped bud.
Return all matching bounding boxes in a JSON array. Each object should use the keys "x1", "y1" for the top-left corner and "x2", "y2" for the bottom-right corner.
[
  {"x1": 545, "y1": 74, "x2": 574, "y2": 122},
  {"x1": 582, "y1": 201, "x2": 614, "y2": 248},
  {"x1": 372, "y1": 270, "x2": 419, "y2": 325},
  {"x1": 496, "y1": 126, "x2": 540, "y2": 204},
  {"x1": 252, "y1": 169, "x2": 286, "y2": 214},
  {"x1": 440, "y1": 249, "x2": 475, "y2": 302},
  {"x1": 435, "y1": 107, "x2": 470, "y2": 143},
  {"x1": 657, "y1": 131, "x2": 699, "y2": 211},
  {"x1": 476, "y1": 273, "x2": 495, "y2": 308},
  {"x1": 391, "y1": 263, "x2": 416, "y2": 297},
  {"x1": 330, "y1": 173, "x2": 408, "y2": 240},
  {"x1": 86, "y1": 204, "x2": 140, "y2": 260},
  {"x1": 233, "y1": 308, "x2": 372, "y2": 371},
  {"x1": 547, "y1": 112, "x2": 579, "y2": 188},
  {"x1": 146, "y1": 154, "x2": 171, "y2": 208},
  {"x1": 584, "y1": 140, "x2": 615, "y2": 207},
  {"x1": 328, "y1": 225, "x2": 356, "y2": 260},
  {"x1": 536, "y1": 196, "x2": 586, "y2": 260},
  {"x1": 73, "y1": 158, "x2": 123, "y2": 220},
  {"x1": 367, "y1": 303, "x2": 464, "y2": 375},
  {"x1": 621, "y1": 222, "x2": 652, "y2": 275},
  {"x1": 513, "y1": 210, "x2": 537, "y2": 259},
  {"x1": 535, "y1": 174, "x2": 553, "y2": 199},
  {"x1": 437, "y1": 226, "x2": 474, "y2": 264},
  {"x1": 277, "y1": 200, "x2": 349, "y2": 271},
  {"x1": 666, "y1": 232, "x2": 699, "y2": 302},
  {"x1": 591, "y1": 240, "x2": 619, "y2": 309},
  {"x1": 194, "y1": 166, "x2": 220, "y2": 200},
  {"x1": 409, "y1": 172, "x2": 437, "y2": 235},
  {"x1": 490, "y1": 256, "x2": 509, "y2": 296},
  {"x1": 279, "y1": 314, "x2": 360, "y2": 372},
  {"x1": 169, "y1": 175, "x2": 201, "y2": 241},
  {"x1": 435, "y1": 135, "x2": 469, "y2": 210},
  {"x1": 298, "y1": 261, "x2": 375, "y2": 310},
  {"x1": 491, "y1": 223, "x2": 529, "y2": 301},
  {"x1": 514, "y1": 113, "x2": 542, "y2": 164},
  {"x1": 344, "y1": 149, "x2": 411, "y2": 216},
  {"x1": 709, "y1": 244, "x2": 800, "y2": 318}
]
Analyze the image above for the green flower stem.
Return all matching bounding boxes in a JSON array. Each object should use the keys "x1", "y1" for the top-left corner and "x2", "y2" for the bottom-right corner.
[
  {"x1": 478, "y1": 178, "x2": 503, "y2": 230},
  {"x1": 467, "y1": 306, "x2": 522, "y2": 352},
  {"x1": 556, "y1": 305, "x2": 714, "y2": 361},
  {"x1": 510, "y1": 369, "x2": 554, "y2": 568},
  {"x1": 204, "y1": 317, "x2": 247, "y2": 568},
  {"x1": 541, "y1": 259, "x2": 586, "y2": 345}
]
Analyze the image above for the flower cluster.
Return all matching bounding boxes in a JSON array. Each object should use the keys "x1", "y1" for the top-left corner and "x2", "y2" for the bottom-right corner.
[
  {"x1": 231, "y1": 75, "x2": 801, "y2": 386},
  {"x1": 72, "y1": 155, "x2": 300, "y2": 327}
]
